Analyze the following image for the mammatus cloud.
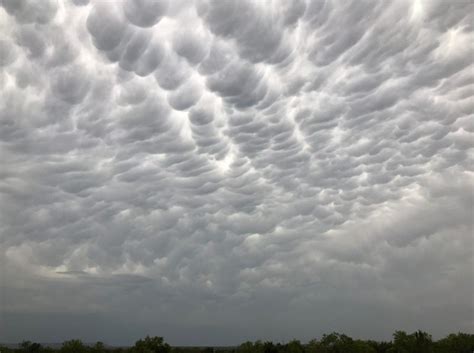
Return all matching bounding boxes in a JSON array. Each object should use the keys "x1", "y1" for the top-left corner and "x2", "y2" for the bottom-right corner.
[{"x1": 0, "y1": 0, "x2": 473, "y2": 345}]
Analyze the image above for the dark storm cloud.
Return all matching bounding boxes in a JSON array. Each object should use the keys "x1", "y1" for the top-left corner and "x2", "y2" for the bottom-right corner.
[{"x1": 0, "y1": 0, "x2": 473, "y2": 346}]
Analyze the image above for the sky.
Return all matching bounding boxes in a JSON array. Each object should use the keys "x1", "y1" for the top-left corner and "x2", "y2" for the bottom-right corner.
[{"x1": 0, "y1": 0, "x2": 473, "y2": 346}]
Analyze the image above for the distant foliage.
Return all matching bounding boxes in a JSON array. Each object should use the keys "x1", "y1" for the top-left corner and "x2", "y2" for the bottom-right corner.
[
  {"x1": 60, "y1": 340, "x2": 88, "y2": 353},
  {"x1": 5, "y1": 332, "x2": 474, "y2": 353},
  {"x1": 133, "y1": 336, "x2": 170, "y2": 353}
]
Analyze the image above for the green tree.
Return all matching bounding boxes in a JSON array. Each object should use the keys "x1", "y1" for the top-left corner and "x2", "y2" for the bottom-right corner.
[
  {"x1": 434, "y1": 333, "x2": 474, "y2": 353},
  {"x1": 351, "y1": 340, "x2": 377, "y2": 353},
  {"x1": 366, "y1": 340, "x2": 393, "y2": 353},
  {"x1": 306, "y1": 333, "x2": 376, "y2": 353},
  {"x1": 60, "y1": 340, "x2": 88, "y2": 353},
  {"x1": 320, "y1": 332, "x2": 353, "y2": 353},
  {"x1": 133, "y1": 336, "x2": 170, "y2": 353},
  {"x1": 305, "y1": 338, "x2": 322, "y2": 353},
  {"x1": 388, "y1": 331, "x2": 433, "y2": 353},
  {"x1": 90, "y1": 342, "x2": 106, "y2": 353},
  {"x1": 263, "y1": 342, "x2": 276, "y2": 353},
  {"x1": 236, "y1": 342, "x2": 256, "y2": 353},
  {"x1": 284, "y1": 340, "x2": 304, "y2": 353},
  {"x1": 20, "y1": 342, "x2": 43, "y2": 353}
]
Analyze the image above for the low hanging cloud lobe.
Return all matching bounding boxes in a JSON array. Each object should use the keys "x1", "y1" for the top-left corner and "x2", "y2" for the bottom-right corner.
[{"x1": 0, "y1": 0, "x2": 473, "y2": 346}]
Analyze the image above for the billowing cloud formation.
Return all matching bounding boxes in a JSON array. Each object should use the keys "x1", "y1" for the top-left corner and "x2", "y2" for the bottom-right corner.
[{"x1": 0, "y1": 0, "x2": 473, "y2": 346}]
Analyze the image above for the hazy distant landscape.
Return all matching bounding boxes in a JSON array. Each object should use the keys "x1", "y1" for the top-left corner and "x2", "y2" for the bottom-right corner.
[{"x1": 2, "y1": 333, "x2": 474, "y2": 353}]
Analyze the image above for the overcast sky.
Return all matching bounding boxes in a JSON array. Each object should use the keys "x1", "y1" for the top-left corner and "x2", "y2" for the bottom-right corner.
[{"x1": 0, "y1": 0, "x2": 473, "y2": 346}]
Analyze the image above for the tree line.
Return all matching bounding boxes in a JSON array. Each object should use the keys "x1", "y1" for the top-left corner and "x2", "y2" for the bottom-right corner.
[{"x1": 2, "y1": 331, "x2": 474, "y2": 353}]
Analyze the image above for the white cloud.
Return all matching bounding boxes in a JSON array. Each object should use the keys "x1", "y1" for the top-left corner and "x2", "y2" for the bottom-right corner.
[{"x1": 0, "y1": 0, "x2": 473, "y2": 345}]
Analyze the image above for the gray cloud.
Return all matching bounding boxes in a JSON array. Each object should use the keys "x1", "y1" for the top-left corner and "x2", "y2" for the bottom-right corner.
[
  {"x1": 1, "y1": 0, "x2": 58, "y2": 24},
  {"x1": 0, "y1": 0, "x2": 473, "y2": 346},
  {"x1": 123, "y1": 0, "x2": 168, "y2": 28}
]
